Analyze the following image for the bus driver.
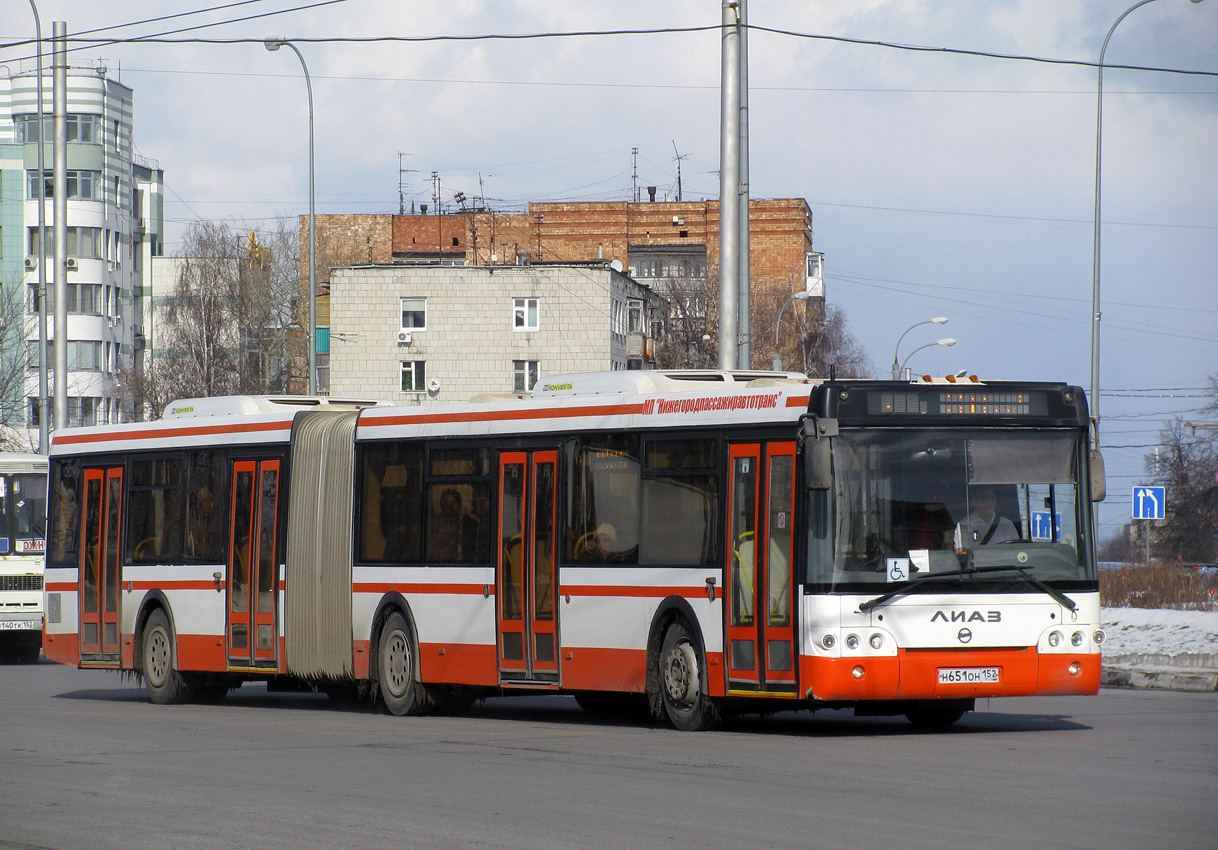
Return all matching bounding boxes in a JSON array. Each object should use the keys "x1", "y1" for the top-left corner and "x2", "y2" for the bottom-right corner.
[{"x1": 954, "y1": 485, "x2": 1018, "y2": 554}]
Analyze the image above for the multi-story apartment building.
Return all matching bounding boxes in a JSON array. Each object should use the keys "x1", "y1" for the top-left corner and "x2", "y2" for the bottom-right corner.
[
  {"x1": 0, "y1": 62, "x2": 163, "y2": 446},
  {"x1": 328, "y1": 262, "x2": 657, "y2": 403}
]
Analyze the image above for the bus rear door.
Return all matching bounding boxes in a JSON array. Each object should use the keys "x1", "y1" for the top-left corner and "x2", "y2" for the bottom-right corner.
[{"x1": 79, "y1": 466, "x2": 123, "y2": 665}]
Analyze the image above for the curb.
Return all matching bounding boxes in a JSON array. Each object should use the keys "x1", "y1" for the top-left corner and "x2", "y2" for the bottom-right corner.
[{"x1": 1101, "y1": 663, "x2": 1218, "y2": 693}]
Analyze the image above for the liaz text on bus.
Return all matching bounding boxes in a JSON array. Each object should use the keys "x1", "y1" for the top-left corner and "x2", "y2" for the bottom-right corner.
[{"x1": 41, "y1": 373, "x2": 1106, "y2": 729}]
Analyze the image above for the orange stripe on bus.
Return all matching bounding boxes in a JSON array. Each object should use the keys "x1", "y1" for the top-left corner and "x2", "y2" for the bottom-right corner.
[
  {"x1": 785, "y1": 395, "x2": 811, "y2": 407},
  {"x1": 355, "y1": 582, "x2": 490, "y2": 595},
  {"x1": 52, "y1": 419, "x2": 290, "y2": 447},
  {"x1": 366, "y1": 402, "x2": 643, "y2": 428},
  {"x1": 563, "y1": 585, "x2": 705, "y2": 599}
]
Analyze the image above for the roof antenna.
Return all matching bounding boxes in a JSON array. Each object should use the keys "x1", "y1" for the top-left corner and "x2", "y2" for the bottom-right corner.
[{"x1": 829, "y1": 363, "x2": 837, "y2": 381}]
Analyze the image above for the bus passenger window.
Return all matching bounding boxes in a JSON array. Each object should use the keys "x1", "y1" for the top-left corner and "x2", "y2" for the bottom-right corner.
[{"x1": 359, "y1": 445, "x2": 424, "y2": 564}]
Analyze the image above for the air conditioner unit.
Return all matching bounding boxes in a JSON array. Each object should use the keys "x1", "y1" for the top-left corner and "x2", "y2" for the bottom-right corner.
[
  {"x1": 397, "y1": 330, "x2": 412, "y2": 344},
  {"x1": 64, "y1": 257, "x2": 78, "y2": 271},
  {"x1": 23, "y1": 257, "x2": 37, "y2": 271}
]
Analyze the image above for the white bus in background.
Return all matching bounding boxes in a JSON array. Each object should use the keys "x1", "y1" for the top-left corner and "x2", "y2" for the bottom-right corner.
[{"x1": 0, "y1": 452, "x2": 49, "y2": 664}]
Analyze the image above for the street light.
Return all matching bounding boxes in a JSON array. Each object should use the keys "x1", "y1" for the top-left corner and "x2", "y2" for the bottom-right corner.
[
  {"x1": 265, "y1": 36, "x2": 316, "y2": 395},
  {"x1": 891, "y1": 316, "x2": 948, "y2": 379},
  {"x1": 1091, "y1": 0, "x2": 1205, "y2": 447},
  {"x1": 899, "y1": 338, "x2": 955, "y2": 379},
  {"x1": 772, "y1": 290, "x2": 812, "y2": 371}
]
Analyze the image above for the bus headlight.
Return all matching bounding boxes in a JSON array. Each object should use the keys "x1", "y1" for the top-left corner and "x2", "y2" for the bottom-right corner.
[
  {"x1": 1071, "y1": 631, "x2": 1084, "y2": 647},
  {"x1": 869, "y1": 633, "x2": 884, "y2": 650},
  {"x1": 845, "y1": 634, "x2": 860, "y2": 650},
  {"x1": 821, "y1": 634, "x2": 836, "y2": 650},
  {"x1": 1048, "y1": 630, "x2": 1062, "y2": 647},
  {"x1": 1093, "y1": 629, "x2": 1106, "y2": 646}
]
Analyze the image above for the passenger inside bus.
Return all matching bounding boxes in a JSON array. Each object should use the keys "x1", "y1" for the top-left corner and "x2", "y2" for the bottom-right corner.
[
  {"x1": 906, "y1": 485, "x2": 955, "y2": 551},
  {"x1": 186, "y1": 487, "x2": 222, "y2": 562}
]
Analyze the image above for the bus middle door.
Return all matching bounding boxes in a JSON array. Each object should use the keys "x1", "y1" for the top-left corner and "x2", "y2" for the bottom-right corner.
[
  {"x1": 496, "y1": 450, "x2": 559, "y2": 686},
  {"x1": 725, "y1": 442, "x2": 797, "y2": 695}
]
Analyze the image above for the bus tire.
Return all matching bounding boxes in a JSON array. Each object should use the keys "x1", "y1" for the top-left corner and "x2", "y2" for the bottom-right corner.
[
  {"x1": 378, "y1": 612, "x2": 431, "y2": 716},
  {"x1": 659, "y1": 622, "x2": 719, "y2": 731},
  {"x1": 16, "y1": 643, "x2": 41, "y2": 664},
  {"x1": 142, "y1": 609, "x2": 195, "y2": 705},
  {"x1": 904, "y1": 699, "x2": 970, "y2": 729}
]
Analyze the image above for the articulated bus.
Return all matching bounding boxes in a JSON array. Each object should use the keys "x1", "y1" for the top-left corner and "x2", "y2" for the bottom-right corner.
[
  {"x1": 1, "y1": 452, "x2": 49, "y2": 664},
  {"x1": 42, "y1": 371, "x2": 1106, "y2": 729}
]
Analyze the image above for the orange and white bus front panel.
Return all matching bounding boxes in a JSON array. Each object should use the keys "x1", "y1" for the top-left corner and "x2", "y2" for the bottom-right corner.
[{"x1": 799, "y1": 592, "x2": 1103, "y2": 702}]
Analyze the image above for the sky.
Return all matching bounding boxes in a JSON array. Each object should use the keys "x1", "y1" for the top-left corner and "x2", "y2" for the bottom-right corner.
[{"x1": 2, "y1": 0, "x2": 1215, "y2": 543}]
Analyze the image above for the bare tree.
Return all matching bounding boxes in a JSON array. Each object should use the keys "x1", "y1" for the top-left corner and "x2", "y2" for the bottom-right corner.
[
  {"x1": 1145, "y1": 375, "x2": 1218, "y2": 563},
  {"x1": 122, "y1": 219, "x2": 297, "y2": 419},
  {"x1": 0, "y1": 282, "x2": 38, "y2": 450}
]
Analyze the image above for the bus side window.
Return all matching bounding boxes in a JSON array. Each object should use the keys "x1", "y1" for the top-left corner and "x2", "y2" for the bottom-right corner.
[{"x1": 359, "y1": 444, "x2": 424, "y2": 565}]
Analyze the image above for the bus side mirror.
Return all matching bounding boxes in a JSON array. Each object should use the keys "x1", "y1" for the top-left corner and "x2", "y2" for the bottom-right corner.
[
  {"x1": 1089, "y1": 450, "x2": 1106, "y2": 502},
  {"x1": 802, "y1": 417, "x2": 837, "y2": 490}
]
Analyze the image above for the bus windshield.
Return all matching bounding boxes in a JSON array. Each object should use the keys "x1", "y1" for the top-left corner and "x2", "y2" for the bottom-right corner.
[
  {"x1": 0, "y1": 472, "x2": 48, "y2": 555},
  {"x1": 811, "y1": 428, "x2": 1093, "y2": 590}
]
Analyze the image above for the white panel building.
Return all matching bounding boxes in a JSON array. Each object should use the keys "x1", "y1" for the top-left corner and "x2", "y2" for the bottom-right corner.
[
  {"x1": 0, "y1": 62, "x2": 163, "y2": 448},
  {"x1": 328, "y1": 263, "x2": 657, "y2": 403}
]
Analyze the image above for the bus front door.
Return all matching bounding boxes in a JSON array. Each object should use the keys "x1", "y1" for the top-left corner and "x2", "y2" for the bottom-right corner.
[
  {"x1": 725, "y1": 442, "x2": 797, "y2": 694},
  {"x1": 227, "y1": 459, "x2": 281, "y2": 669},
  {"x1": 79, "y1": 467, "x2": 123, "y2": 665},
  {"x1": 496, "y1": 450, "x2": 559, "y2": 685}
]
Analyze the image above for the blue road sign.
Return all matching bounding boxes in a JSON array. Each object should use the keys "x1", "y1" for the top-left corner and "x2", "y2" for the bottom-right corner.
[
  {"x1": 1030, "y1": 511, "x2": 1062, "y2": 541},
  {"x1": 1132, "y1": 486, "x2": 1166, "y2": 520}
]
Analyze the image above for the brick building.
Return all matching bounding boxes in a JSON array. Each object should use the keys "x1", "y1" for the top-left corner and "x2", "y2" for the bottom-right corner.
[{"x1": 304, "y1": 198, "x2": 822, "y2": 382}]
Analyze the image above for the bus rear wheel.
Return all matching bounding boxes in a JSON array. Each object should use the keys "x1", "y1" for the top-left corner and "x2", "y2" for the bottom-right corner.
[
  {"x1": 659, "y1": 622, "x2": 719, "y2": 731},
  {"x1": 378, "y1": 612, "x2": 432, "y2": 716},
  {"x1": 142, "y1": 609, "x2": 195, "y2": 705}
]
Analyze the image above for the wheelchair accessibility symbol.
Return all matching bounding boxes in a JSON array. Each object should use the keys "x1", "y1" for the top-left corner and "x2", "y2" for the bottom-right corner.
[{"x1": 887, "y1": 558, "x2": 909, "y2": 582}]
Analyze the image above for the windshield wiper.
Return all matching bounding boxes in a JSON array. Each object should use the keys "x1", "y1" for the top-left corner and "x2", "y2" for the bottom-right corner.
[{"x1": 858, "y1": 564, "x2": 1076, "y2": 614}]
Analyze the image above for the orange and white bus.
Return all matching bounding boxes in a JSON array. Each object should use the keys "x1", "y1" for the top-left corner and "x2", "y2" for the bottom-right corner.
[{"x1": 42, "y1": 371, "x2": 1106, "y2": 728}]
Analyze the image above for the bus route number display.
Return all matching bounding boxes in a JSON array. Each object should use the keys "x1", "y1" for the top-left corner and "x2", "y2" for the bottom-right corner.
[{"x1": 876, "y1": 390, "x2": 1045, "y2": 417}]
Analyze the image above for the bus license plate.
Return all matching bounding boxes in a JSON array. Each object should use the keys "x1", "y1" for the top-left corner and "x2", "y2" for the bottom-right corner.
[
  {"x1": 939, "y1": 667, "x2": 999, "y2": 685},
  {"x1": 0, "y1": 619, "x2": 39, "y2": 631}
]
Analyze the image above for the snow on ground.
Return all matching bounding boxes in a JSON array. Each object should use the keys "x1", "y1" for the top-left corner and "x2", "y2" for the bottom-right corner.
[{"x1": 1101, "y1": 607, "x2": 1218, "y2": 661}]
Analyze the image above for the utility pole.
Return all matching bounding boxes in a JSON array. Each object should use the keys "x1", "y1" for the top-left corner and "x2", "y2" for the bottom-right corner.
[
  {"x1": 717, "y1": 1, "x2": 741, "y2": 370},
  {"x1": 52, "y1": 21, "x2": 67, "y2": 430},
  {"x1": 432, "y1": 171, "x2": 440, "y2": 255},
  {"x1": 737, "y1": 0, "x2": 751, "y2": 368}
]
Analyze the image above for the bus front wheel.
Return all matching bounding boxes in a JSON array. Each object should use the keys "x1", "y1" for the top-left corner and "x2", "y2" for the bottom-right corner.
[
  {"x1": 659, "y1": 622, "x2": 719, "y2": 731},
  {"x1": 904, "y1": 699, "x2": 971, "y2": 729}
]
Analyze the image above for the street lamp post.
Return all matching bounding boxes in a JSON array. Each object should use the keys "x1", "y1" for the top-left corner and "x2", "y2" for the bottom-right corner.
[
  {"x1": 1091, "y1": 0, "x2": 1205, "y2": 447},
  {"x1": 891, "y1": 316, "x2": 948, "y2": 379},
  {"x1": 899, "y1": 338, "x2": 955, "y2": 379},
  {"x1": 771, "y1": 290, "x2": 811, "y2": 371},
  {"x1": 28, "y1": 1, "x2": 48, "y2": 451},
  {"x1": 265, "y1": 36, "x2": 316, "y2": 395}
]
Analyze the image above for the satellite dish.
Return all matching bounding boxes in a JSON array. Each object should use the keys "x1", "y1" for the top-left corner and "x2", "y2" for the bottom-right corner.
[{"x1": 610, "y1": 259, "x2": 624, "y2": 273}]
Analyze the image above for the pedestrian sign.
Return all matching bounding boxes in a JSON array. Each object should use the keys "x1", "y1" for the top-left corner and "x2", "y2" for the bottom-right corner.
[{"x1": 1131, "y1": 486, "x2": 1166, "y2": 521}]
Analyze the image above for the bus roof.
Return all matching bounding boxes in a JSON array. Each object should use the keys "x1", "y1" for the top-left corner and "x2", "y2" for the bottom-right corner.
[
  {"x1": 532, "y1": 370, "x2": 812, "y2": 397},
  {"x1": 163, "y1": 395, "x2": 393, "y2": 418}
]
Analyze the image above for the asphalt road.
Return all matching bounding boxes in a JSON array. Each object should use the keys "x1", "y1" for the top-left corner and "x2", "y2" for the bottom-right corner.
[{"x1": 1, "y1": 659, "x2": 1214, "y2": 850}]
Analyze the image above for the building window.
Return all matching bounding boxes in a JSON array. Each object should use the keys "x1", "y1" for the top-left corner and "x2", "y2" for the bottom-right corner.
[
  {"x1": 26, "y1": 170, "x2": 101, "y2": 201},
  {"x1": 628, "y1": 300, "x2": 643, "y2": 334},
  {"x1": 513, "y1": 360, "x2": 540, "y2": 393},
  {"x1": 68, "y1": 397, "x2": 101, "y2": 429},
  {"x1": 513, "y1": 297, "x2": 539, "y2": 331},
  {"x1": 67, "y1": 284, "x2": 103, "y2": 315},
  {"x1": 15, "y1": 114, "x2": 100, "y2": 145},
  {"x1": 68, "y1": 340, "x2": 103, "y2": 371},
  {"x1": 401, "y1": 360, "x2": 426, "y2": 393},
  {"x1": 29, "y1": 226, "x2": 102, "y2": 259},
  {"x1": 400, "y1": 297, "x2": 426, "y2": 331}
]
